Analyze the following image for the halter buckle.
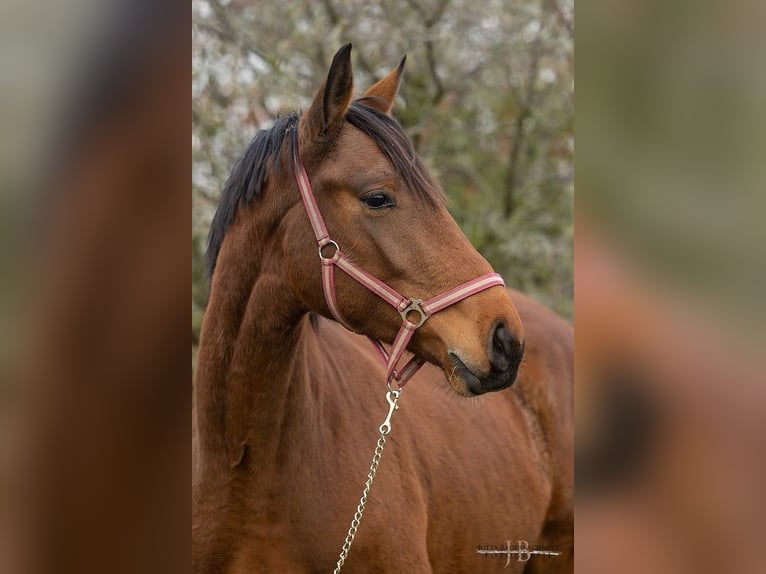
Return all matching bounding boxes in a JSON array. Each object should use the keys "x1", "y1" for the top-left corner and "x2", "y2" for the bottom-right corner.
[{"x1": 399, "y1": 298, "x2": 428, "y2": 328}]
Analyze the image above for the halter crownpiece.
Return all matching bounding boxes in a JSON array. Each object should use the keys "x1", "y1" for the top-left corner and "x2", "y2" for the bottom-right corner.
[{"x1": 293, "y1": 140, "x2": 505, "y2": 389}]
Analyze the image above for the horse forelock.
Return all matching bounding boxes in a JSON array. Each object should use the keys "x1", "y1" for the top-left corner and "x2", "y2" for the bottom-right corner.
[
  {"x1": 345, "y1": 102, "x2": 445, "y2": 208},
  {"x1": 205, "y1": 101, "x2": 444, "y2": 279}
]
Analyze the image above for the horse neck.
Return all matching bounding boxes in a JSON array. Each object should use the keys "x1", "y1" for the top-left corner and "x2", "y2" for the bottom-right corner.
[{"x1": 194, "y1": 195, "x2": 319, "y2": 472}]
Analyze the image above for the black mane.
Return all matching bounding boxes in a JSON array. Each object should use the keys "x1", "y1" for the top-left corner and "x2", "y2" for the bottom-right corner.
[
  {"x1": 205, "y1": 111, "x2": 299, "y2": 277},
  {"x1": 205, "y1": 102, "x2": 443, "y2": 278}
]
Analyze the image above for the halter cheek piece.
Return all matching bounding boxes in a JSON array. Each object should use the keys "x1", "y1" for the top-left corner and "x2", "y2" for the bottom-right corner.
[{"x1": 294, "y1": 142, "x2": 504, "y2": 389}]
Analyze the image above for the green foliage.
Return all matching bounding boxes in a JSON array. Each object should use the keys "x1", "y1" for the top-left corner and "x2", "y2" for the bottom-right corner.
[{"x1": 192, "y1": 0, "x2": 573, "y2": 346}]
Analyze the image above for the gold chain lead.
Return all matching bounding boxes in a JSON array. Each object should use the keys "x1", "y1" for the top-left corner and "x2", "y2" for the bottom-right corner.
[{"x1": 333, "y1": 389, "x2": 400, "y2": 574}]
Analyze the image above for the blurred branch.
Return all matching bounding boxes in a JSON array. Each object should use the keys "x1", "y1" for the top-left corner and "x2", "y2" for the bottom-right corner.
[
  {"x1": 206, "y1": 0, "x2": 278, "y2": 70},
  {"x1": 428, "y1": 0, "x2": 452, "y2": 28},
  {"x1": 318, "y1": 0, "x2": 375, "y2": 78},
  {"x1": 402, "y1": 0, "x2": 427, "y2": 20},
  {"x1": 505, "y1": 107, "x2": 530, "y2": 218},
  {"x1": 319, "y1": 0, "x2": 340, "y2": 25},
  {"x1": 403, "y1": 0, "x2": 452, "y2": 105},
  {"x1": 504, "y1": 4, "x2": 545, "y2": 218},
  {"x1": 196, "y1": 188, "x2": 219, "y2": 207},
  {"x1": 546, "y1": 0, "x2": 573, "y2": 39},
  {"x1": 403, "y1": 0, "x2": 451, "y2": 26},
  {"x1": 425, "y1": 40, "x2": 445, "y2": 104}
]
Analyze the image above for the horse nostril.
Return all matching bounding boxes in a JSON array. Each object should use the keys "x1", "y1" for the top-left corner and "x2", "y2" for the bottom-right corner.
[{"x1": 489, "y1": 321, "x2": 523, "y2": 375}]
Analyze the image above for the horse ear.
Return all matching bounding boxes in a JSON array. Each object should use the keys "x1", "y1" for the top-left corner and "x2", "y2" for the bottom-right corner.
[
  {"x1": 303, "y1": 43, "x2": 354, "y2": 141},
  {"x1": 359, "y1": 55, "x2": 406, "y2": 114}
]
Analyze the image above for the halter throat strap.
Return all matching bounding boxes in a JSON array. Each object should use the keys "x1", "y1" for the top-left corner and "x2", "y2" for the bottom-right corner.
[{"x1": 293, "y1": 142, "x2": 504, "y2": 388}]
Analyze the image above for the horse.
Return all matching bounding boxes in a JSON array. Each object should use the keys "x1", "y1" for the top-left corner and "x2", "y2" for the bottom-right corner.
[{"x1": 193, "y1": 44, "x2": 573, "y2": 573}]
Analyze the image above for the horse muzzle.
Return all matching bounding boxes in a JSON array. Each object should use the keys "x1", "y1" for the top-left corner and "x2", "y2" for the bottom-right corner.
[{"x1": 449, "y1": 321, "x2": 525, "y2": 395}]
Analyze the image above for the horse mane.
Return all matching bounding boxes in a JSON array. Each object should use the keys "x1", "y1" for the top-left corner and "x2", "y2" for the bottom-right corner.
[
  {"x1": 205, "y1": 111, "x2": 300, "y2": 277},
  {"x1": 205, "y1": 102, "x2": 444, "y2": 278}
]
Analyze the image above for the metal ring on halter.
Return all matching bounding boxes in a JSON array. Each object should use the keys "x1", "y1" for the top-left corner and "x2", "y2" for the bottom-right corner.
[
  {"x1": 318, "y1": 240, "x2": 340, "y2": 261},
  {"x1": 399, "y1": 298, "x2": 428, "y2": 328}
]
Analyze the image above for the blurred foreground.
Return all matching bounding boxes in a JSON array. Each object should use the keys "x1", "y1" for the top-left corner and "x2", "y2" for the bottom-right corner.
[
  {"x1": 577, "y1": 0, "x2": 766, "y2": 572},
  {"x1": 1, "y1": 2, "x2": 189, "y2": 573}
]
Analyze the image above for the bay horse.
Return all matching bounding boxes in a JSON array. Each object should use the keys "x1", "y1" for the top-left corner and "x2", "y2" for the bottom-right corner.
[{"x1": 193, "y1": 44, "x2": 573, "y2": 573}]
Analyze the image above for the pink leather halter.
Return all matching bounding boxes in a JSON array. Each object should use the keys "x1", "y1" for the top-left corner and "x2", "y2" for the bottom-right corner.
[{"x1": 294, "y1": 141, "x2": 505, "y2": 389}]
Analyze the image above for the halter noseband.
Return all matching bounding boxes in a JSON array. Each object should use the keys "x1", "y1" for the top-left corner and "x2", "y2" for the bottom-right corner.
[{"x1": 294, "y1": 141, "x2": 504, "y2": 389}]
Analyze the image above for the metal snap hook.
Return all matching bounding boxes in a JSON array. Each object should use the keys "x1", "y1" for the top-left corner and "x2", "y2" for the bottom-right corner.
[{"x1": 378, "y1": 389, "x2": 400, "y2": 435}]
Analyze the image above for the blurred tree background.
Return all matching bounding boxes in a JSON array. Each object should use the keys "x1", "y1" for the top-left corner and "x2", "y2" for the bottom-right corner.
[{"x1": 192, "y1": 0, "x2": 573, "y2": 355}]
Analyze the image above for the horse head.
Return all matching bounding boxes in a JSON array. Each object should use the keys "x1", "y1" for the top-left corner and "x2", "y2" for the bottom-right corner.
[{"x1": 274, "y1": 44, "x2": 525, "y2": 396}]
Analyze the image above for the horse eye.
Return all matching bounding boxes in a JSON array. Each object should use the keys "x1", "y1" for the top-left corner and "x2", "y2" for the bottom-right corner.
[{"x1": 361, "y1": 191, "x2": 394, "y2": 210}]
